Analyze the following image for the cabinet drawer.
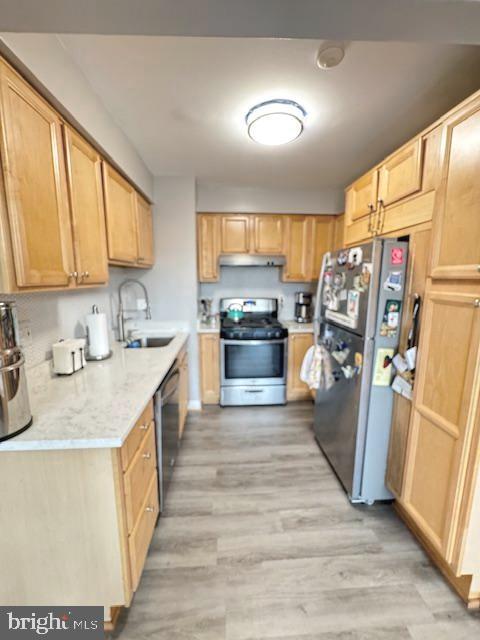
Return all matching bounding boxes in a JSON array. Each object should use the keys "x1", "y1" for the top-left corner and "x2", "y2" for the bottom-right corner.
[
  {"x1": 124, "y1": 425, "x2": 157, "y2": 532},
  {"x1": 128, "y1": 472, "x2": 159, "y2": 591},
  {"x1": 121, "y1": 400, "x2": 154, "y2": 472}
]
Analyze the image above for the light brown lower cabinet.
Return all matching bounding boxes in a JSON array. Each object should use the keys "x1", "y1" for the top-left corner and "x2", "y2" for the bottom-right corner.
[
  {"x1": 199, "y1": 333, "x2": 220, "y2": 404},
  {"x1": 287, "y1": 333, "x2": 314, "y2": 401},
  {"x1": 0, "y1": 399, "x2": 158, "y2": 610}
]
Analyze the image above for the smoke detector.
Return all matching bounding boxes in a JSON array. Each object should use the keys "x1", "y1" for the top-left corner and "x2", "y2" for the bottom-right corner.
[{"x1": 316, "y1": 44, "x2": 345, "y2": 70}]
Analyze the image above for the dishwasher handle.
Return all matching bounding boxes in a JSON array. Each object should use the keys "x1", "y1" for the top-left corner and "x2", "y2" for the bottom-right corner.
[{"x1": 160, "y1": 368, "x2": 180, "y2": 406}]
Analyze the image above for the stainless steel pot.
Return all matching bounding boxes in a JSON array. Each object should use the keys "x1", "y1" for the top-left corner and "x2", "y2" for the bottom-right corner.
[{"x1": 0, "y1": 302, "x2": 32, "y2": 442}]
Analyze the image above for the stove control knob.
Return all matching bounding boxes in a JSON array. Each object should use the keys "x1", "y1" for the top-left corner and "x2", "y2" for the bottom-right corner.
[{"x1": 274, "y1": 330, "x2": 282, "y2": 338}]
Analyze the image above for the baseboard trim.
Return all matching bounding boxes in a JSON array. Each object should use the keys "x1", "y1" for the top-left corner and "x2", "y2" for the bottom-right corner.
[{"x1": 394, "y1": 501, "x2": 476, "y2": 607}]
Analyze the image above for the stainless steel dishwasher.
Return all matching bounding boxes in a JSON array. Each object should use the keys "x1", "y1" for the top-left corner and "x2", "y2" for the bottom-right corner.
[{"x1": 154, "y1": 361, "x2": 180, "y2": 512}]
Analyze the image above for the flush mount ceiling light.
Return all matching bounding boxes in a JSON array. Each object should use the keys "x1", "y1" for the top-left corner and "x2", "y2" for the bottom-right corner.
[{"x1": 246, "y1": 99, "x2": 306, "y2": 146}]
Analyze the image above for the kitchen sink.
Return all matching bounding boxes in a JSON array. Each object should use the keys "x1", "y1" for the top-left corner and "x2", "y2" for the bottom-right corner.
[{"x1": 126, "y1": 335, "x2": 175, "y2": 348}]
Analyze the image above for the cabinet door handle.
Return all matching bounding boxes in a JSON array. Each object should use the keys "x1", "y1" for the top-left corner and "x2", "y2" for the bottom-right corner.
[
  {"x1": 474, "y1": 299, "x2": 480, "y2": 308},
  {"x1": 367, "y1": 203, "x2": 374, "y2": 234},
  {"x1": 145, "y1": 506, "x2": 154, "y2": 513},
  {"x1": 68, "y1": 271, "x2": 78, "y2": 280},
  {"x1": 375, "y1": 199, "x2": 384, "y2": 235},
  {"x1": 142, "y1": 452, "x2": 152, "y2": 460},
  {"x1": 139, "y1": 423, "x2": 149, "y2": 431}
]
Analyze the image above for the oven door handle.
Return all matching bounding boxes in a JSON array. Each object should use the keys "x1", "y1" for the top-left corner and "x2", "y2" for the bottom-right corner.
[{"x1": 221, "y1": 339, "x2": 287, "y2": 346}]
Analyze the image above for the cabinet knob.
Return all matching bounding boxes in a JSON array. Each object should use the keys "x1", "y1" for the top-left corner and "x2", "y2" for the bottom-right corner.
[
  {"x1": 477, "y1": 265, "x2": 480, "y2": 273},
  {"x1": 142, "y1": 452, "x2": 152, "y2": 460},
  {"x1": 139, "y1": 423, "x2": 149, "y2": 431},
  {"x1": 145, "y1": 506, "x2": 154, "y2": 513},
  {"x1": 474, "y1": 299, "x2": 480, "y2": 308},
  {"x1": 80, "y1": 271, "x2": 90, "y2": 279},
  {"x1": 68, "y1": 271, "x2": 78, "y2": 279}
]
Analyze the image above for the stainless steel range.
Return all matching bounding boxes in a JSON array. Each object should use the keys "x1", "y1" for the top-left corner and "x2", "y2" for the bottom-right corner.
[{"x1": 220, "y1": 298, "x2": 288, "y2": 406}]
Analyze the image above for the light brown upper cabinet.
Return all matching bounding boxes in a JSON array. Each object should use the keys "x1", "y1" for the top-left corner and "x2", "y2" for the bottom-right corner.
[
  {"x1": 197, "y1": 214, "x2": 220, "y2": 281},
  {"x1": 378, "y1": 138, "x2": 423, "y2": 209},
  {"x1": 221, "y1": 215, "x2": 250, "y2": 254},
  {"x1": 136, "y1": 194, "x2": 154, "y2": 267},
  {"x1": 283, "y1": 216, "x2": 311, "y2": 282},
  {"x1": 63, "y1": 126, "x2": 108, "y2": 286},
  {"x1": 311, "y1": 216, "x2": 335, "y2": 279},
  {"x1": 345, "y1": 169, "x2": 378, "y2": 224},
  {"x1": 102, "y1": 162, "x2": 138, "y2": 265},
  {"x1": 0, "y1": 60, "x2": 74, "y2": 288},
  {"x1": 252, "y1": 215, "x2": 284, "y2": 254},
  {"x1": 430, "y1": 98, "x2": 480, "y2": 280}
]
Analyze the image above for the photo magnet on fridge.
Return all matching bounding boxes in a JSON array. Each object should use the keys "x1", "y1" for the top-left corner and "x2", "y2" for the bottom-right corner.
[
  {"x1": 383, "y1": 270, "x2": 403, "y2": 292},
  {"x1": 380, "y1": 299, "x2": 402, "y2": 337}
]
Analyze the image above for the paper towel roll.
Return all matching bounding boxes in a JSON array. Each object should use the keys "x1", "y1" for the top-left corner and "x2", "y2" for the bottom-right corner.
[{"x1": 86, "y1": 311, "x2": 110, "y2": 357}]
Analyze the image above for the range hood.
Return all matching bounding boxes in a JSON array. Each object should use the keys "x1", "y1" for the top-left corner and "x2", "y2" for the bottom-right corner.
[{"x1": 219, "y1": 254, "x2": 286, "y2": 267}]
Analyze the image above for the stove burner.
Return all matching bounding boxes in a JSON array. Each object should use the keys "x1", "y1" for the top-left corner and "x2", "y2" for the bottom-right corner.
[{"x1": 220, "y1": 314, "x2": 288, "y2": 340}]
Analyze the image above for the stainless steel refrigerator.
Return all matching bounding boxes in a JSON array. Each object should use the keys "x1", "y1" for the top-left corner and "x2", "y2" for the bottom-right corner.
[{"x1": 313, "y1": 238, "x2": 408, "y2": 504}]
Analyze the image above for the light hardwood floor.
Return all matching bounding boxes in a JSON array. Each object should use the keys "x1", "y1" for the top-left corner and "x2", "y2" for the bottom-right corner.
[{"x1": 111, "y1": 403, "x2": 480, "y2": 640}]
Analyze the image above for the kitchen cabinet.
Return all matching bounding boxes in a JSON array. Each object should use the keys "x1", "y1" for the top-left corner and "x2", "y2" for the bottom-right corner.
[
  {"x1": 345, "y1": 169, "x2": 378, "y2": 223},
  {"x1": 252, "y1": 215, "x2": 284, "y2": 254},
  {"x1": 63, "y1": 125, "x2": 108, "y2": 285},
  {"x1": 377, "y1": 138, "x2": 423, "y2": 209},
  {"x1": 0, "y1": 59, "x2": 74, "y2": 288},
  {"x1": 332, "y1": 214, "x2": 345, "y2": 251},
  {"x1": 400, "y1": 282, "x2": 480, "y2": 564},
  {"x1": 103, "y1": 162, "x2": 138, "y2": 265},
  {"x1": 136, "y1": 194, "x2": 154, "y2": 267},
  {"x1": 287, "y1": 333, "x2": 314, "y2": 401},
  {"x1": 0, "y1": 398, "x2": 158, "y2": 608},
  {"x1": 283, "y1": 216, "x2": 312, "y2": 282},
  {"x1": 221, "y1": 214, "x2": 250, "y2": 253},
  {"x1": 197, "y1": 214, "x2": 220, "y2": 281},
  {"x1": 430, "y1": 98, "x2": 480, "y2": 280},
  {"x1": 199, "y1": 333, "x2": 220, "y2": 404},
  {"x1": 311, "y1": 216, "x2": 335, "y2": 279},
  {"x1": 344, "y1": 127, "x2": 442, "y2": 247},
  {"x1": 178, "y1": 349, "x2": 189, "y2": 438}
]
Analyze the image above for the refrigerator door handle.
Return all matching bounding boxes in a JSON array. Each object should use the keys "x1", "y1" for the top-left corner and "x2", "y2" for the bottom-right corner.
[{"x1": 313, "y1": 251, "x2": 332, "y2": 344}]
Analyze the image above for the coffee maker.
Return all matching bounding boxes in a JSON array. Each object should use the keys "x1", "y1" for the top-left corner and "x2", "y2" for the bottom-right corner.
[{"x1": 295, "y1": 292, "x2": 313, "y2": 324}]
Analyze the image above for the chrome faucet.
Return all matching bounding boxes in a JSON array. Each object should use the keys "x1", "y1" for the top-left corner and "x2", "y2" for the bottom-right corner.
[{"x1": 117, "y1": 279, "x2": 152, "y2": 342}]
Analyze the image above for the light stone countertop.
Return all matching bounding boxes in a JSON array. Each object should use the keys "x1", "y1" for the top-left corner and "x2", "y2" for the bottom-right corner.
[
  {"x1": 283, "y1": 321, "x2": 314, "y2": 334},
  {"x1": 0, "y1": 333, "x2": 189, "y2": 453},
  {"x1": 197, "y1": 318, "x2": 220, "y2": 333}
]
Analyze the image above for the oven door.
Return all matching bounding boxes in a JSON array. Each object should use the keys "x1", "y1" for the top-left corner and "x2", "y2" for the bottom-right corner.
[{"x1": 221, "y1": 339, "x2": 287, "y2": 387}]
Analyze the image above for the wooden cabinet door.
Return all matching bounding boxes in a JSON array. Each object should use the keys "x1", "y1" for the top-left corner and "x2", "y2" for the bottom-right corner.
[
  {"x1": 332, "y1": 214, "x2": 345, "y2": 251},
  {"x1": 199, "y1": 334, "x2": 220, "y2": 404},
  {"x1": 287, "y1": 333, "x2": 314, "y2": 401},
  {"x1": 283, "y1": 216, "x2": 312, "y2": 282},
  {"x1": 378, "y1": 138, "x2": 423, "y2": 208},
  {"x1": 63, "y1": 126, "x2": 108, "y2": 285},
  {"x1": 402, "y1": 283, "x2": 480, "y2": 563},
  {"x1": 197, "y1": 214, "x2": 220, "y2": 281},
  {"x1": 345, "y1": 170, "x2": 378, "y2": 223},
  {"x1": 252, "y1": 215, "x2": 284, "y2": 254},
  {"x1": 0, "y1": 62, "x2": 74, "y2": 287},
  {"x1": 102, "y1": 162, "x2": 138, "y2": 264},
  {"x1": 136, "y1": 194, "x2": 154, "y2": 266},
  {"x1": 221, "y1": 215, "x2": 250, "y2": 253},
  {"x1": 430, "y1": 100, "x2": 480, "y2": 280},
  {"x1": 311, "y1": 216, "x2": 334, "y2": 280}
]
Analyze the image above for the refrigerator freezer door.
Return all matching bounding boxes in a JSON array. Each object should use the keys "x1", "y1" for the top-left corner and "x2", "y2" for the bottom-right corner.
[
  {"x1": 320, "y1": 240, "x2": 382, "y2": 338},
  {"x1": 313, "y1": 323, "x2": 371, "y2": 497}
]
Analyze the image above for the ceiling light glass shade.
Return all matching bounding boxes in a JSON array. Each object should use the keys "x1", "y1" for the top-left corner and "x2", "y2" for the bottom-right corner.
[{"x1": 246, "y1": 100, "x2": 306, "y2": 145}]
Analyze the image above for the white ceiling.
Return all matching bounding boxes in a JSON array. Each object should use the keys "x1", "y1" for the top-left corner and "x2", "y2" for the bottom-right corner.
[{"x1": 58, "y1": 35, "x2": 480, "y2": 189}]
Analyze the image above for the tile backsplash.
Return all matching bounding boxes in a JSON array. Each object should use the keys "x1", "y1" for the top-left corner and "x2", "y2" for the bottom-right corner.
[{"x1": 2, "y1": 287, "x2": 116, "y2": 369}]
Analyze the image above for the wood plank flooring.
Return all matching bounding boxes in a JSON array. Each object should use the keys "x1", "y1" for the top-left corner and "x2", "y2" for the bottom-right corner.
[{"x1": 111, "y1": 403, "x2": 480, "y2": 640}]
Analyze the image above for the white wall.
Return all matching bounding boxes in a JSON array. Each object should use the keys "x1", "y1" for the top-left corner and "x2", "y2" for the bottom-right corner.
[
  {"x1": 197, "y1": 181, "x2": 343, "y2": 214},
  {"x1": 0, "y1": 33, "x2": 153, "y2": 198},
  {"x1": 199, "y1": 267, "x2": 315, "y2": 321},
  {"x1": 117, "y1": 177, "x2": 200, "y2": 406}
]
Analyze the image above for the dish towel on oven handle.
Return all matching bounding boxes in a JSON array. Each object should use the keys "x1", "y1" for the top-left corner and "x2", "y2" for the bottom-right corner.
[{"x1": 300, "y1": 343, "x2": 335, "y2": 391}]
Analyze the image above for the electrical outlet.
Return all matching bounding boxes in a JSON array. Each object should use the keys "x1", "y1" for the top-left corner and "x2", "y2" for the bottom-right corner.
[{"x1": 18, "y1": 320, "x2": 33, "y2": 347}]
